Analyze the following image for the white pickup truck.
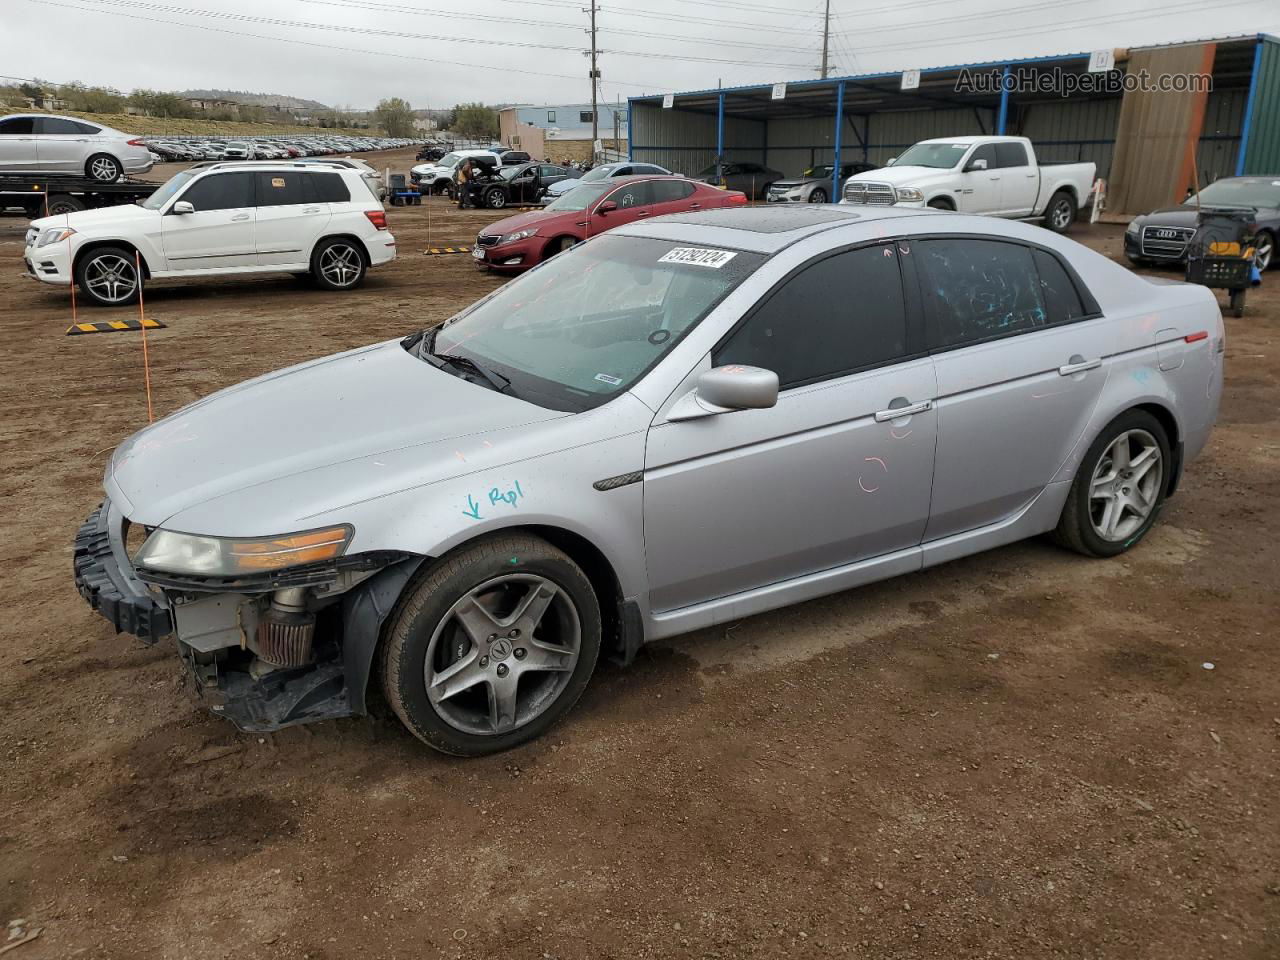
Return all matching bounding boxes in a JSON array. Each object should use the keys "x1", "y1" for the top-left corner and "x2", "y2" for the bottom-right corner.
[{"x1": 840, "y1": 135, "x2": 1095, "y2": 233}]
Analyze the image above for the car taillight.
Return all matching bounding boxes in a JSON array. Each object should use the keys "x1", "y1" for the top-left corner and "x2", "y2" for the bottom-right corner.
[
  {"x1": 727, "y1": 193, "x2": 748, "y2": 206},
  {"x1": 127, "y1": 138, "x2": 145, "y2": 146},
  {"x1": 365, "y1": 210, "x2": 388, "y2": 230}
]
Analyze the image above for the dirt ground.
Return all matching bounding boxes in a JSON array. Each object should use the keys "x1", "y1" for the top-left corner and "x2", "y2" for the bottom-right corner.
[{"x1": 0, "y1": 147, "x2": 1276, "y2": 960}]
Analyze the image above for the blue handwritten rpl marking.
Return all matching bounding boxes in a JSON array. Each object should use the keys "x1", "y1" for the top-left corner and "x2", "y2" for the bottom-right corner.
[
  {"x1": 462, "y1": 494, "x2": 483, "y2": 520},
  {"x1": 462, "y1": 481, "x2": 526, "y2": 520}
]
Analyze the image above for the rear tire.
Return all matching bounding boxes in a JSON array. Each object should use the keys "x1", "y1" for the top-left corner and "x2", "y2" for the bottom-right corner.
[
  {"x1": 1229, "y1": 288, "x2": 1246, "y2": 318},
  {"x1": 380, "y1": 534, "x2": 601, "y2": 756},
  {"x1": 1052, "y1": 410, "x2": 1170, "y2": 558},
  {"x1": 1045, "y1": 190, "x2": 1076, "y2": 233},
  {"x1": 310, "y1": 237, "x2": 367, "y2": 291},
  {"x1": 486, "y1": 188, "x2": 507, "y2": 209},
  {"x1": 85, "y1": 154, "x2": 122, "y2": 183},
  {"x1": 1253, "y1": 229, "x2": 1274, "y2": 271},
  {"x1": 46, "y1": 194, "x2": 87, "y2": 216},
  {"x1": 74, "y1": 245, "x2": 143, "y2": 308}
]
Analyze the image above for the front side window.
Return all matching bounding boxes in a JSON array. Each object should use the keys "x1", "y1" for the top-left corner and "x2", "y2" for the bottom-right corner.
[
  {"x1": 544, "y1": 182, "x2": 611, "y2": 212},
  {"x1": 715, "y1": 243, "x2": 909, "y2": 388},
  {"x1": 917, "y1": 238, "x2": 1048, "y2": 347},
  {"x1": 606, "y1": 181, "x2": 653, "y2": 208},
  {"x1": 427, "y1": 235, "x2": 764, "y2": 411},
  {"x1": 540, "y1": 164, "x2": 562, "y2": 178},
  {"x1": 967, "y1": 144, "x2": 998, "y2": 170},
  {"x1": 177, "y1": 172, "x2": 255, "y2": 212}
]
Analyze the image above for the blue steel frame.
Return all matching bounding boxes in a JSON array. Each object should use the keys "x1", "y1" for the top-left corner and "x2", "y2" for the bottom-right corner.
[
  {"x1": 1235, "y1": 38, "x2": 1264, "y2": 176},
  {"x1": 996, "y1": 64, "x2": 1012, "y2": 135},
  {"x1": 830, "y1": 80, "x2": 846, "y2": 202}
]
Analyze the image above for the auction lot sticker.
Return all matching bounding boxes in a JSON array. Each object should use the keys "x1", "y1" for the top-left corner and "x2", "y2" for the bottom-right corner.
[{"x1": 659, "y1": 247, "x2": 738, "y2": 268}]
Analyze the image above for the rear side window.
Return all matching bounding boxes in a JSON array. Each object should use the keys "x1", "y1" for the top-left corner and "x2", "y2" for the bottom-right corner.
[
  {"x1": 714, "y1": 243, "x2": 909, "y2": 388},
  {"x1": 0, "y1": 117, "x2": 35, "y2": 135},
  {"x1": 255, "y1": 171, "x2": 307, "y2": 206},
  {"x1": 917, "y1": 238, "x2": 1047, "y2": 347},
  {"x1": 36, "y1": 117, "x2": 85, "y2": 134},
  {"x1": 650, "y1": 180, "x2": 694, "y2": 203},
  {"x1": 995, "y1": 142, "x2": 1029, "y2": 168},
  {"x1": 308, "y1": 172, "x2": 351, "y2": 203},
  {"x1": 1033, "y1": 249, "x2": 1087, "y2": 324},
  {"x1": 178, "y1": 172, "x2": 254, "y2": 211}
]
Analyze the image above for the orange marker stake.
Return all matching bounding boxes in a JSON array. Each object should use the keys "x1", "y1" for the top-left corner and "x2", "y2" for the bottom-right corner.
[
  {"x1": 66, "y1": 215, "x2": 78, "y2": 326},
  {"x1": 135, "y1": 250, "x2": 155, "y2": 423}
]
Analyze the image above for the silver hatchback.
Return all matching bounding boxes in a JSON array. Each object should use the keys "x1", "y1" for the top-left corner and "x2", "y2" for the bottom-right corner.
[
  {"x1": 74, "y1": 206, "x2": 1223, "y2": 755},
  {"x1": 0, "y1": 113, "x2": 153, "y2": 180}
]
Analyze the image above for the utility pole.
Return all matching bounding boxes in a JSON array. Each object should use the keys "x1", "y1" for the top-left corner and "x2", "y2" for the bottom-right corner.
[
  {"x1": 588, "y1": 0, "x2": 600, "y2": 159},
  {"x1": 820, "y1": 0, "x2": 831, "y2": 79}
]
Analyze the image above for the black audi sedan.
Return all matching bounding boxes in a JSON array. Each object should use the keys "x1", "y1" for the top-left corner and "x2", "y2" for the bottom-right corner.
[{"x1": 1124, "y1": 176, "x2": 1279, "y2": 271}]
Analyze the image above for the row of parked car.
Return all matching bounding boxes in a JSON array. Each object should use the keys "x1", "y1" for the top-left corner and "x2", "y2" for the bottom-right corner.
[{"x1": 145, "y1": 134, "x2": 421, "y2": 164}]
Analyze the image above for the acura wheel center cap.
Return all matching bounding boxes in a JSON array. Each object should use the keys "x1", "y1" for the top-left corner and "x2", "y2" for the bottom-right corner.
[{"x1": 490, "y1": 638, "x2": 513, "y2": 662}]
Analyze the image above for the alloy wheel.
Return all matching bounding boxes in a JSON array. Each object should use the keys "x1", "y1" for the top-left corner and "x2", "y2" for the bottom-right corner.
[
  {"x1": 809, "y1": 189, "x2": 827, "y2": 204},
  {"x1": 1255, "y1": 233, "x2": 1273, "y2": 271},
  {"x1": 89, "y1": 156, "x2": 120, "y2": 181},
  {"x1": 83, "y1": 255, "x2": 138, "y2": 303},
  {"x1": 1089, "y1": 428, "x2": 1163, "y2": 541},
  {"x1": 424, "y1": 573, "x2": 581, "y2": 736},
  {"x1": 1051, "y1": 199, "x2": 1072, "y2": 231},
  {"x1": 319, "y1": 244, "x2": 361, "y2": 287}
]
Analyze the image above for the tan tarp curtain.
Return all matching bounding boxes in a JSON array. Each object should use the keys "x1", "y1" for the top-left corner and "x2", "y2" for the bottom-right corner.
[{"x1": 1108, "y1": 43, "x2": 1216, "y2": 216}]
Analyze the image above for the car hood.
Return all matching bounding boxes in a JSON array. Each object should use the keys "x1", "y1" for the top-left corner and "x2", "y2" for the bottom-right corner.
[
  {"x1": 1131, "y1": 206, "x2": 1202, "y2": 228},
  {"x1": 770, "y1": 177, "x2": 822, "y2": 190},
  {"x1": 847, "y1": 165, "x2": 955, "y2": 186},
  {"x1": 546, "y1": 178, "x2": 584, "y2": 194},
  {"x1": 106, "y1": 339, "x2": 567, "y2": 529},
  {"x1": 31, "y1": 202, "x2": 154, "y2": 233},
  {"x1": 479, "y1": 208, "x2": 565, "y2": 239}
]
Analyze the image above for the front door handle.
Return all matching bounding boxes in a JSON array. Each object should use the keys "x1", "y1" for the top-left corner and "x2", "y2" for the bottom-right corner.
[
  {"x1": 636, "y1": 210, "x2": 649, "y2": 217},
  {"x1": 874, "y1": 399, "x2": 932, "y2": 422},
  {"x1": 1058, "y1": 356, "x2": 1102, "y2": 376},
  {"x1": 303, "y1": 206, "x2": 321, "y2": 214},
  {"x1": 230, "y1": 212, "x2": 251, "y2": 222}
]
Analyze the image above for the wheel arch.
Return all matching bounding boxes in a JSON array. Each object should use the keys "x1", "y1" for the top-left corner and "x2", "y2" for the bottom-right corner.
[
  {"x1": 1132, "y1": 401, "x2": 1183, "y2": 497},
  {"x1": 311, "y1": 232, "x2": 371, "y2": 265},
  {"x1": 925, "y1": 194, "x2": 955, "y2": 210},
  {"x1": 73, "y1": 239, "x2": 153, "y2": 279},
  {"x1": 341, "y1": 522, "x2": 635, "y2": 716}
]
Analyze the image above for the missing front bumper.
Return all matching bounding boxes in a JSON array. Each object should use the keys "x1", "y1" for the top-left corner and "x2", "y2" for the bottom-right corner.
[{"x1": 73, "y1": 501, "x2": 173, "y2": 642}]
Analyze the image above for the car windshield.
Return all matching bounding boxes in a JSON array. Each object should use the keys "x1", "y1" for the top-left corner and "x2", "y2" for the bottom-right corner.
[
  {"x1": 438, "y1": 152, "x2": 461, "y2": 167},
  {"x1": 141, "y1": 170, "x2": 195, "y2": 210},
  {"x1": 544, "y1": 182, "x2": 612, "y2": 212},
  {"x1": 893, "y1": 142, "x2": 970, "y2": 168},
  {"x1": 579, "y1": 164, "x2": 619, "y2": 183},
  {"x1": 425, "y1": 234, "x2": 764, "y2": 412},
  {"x1": 804, "y1": 164, "x2": 835, "y2": 179},
  {"x1": 499, "y1": 165, "x2": 525, "y2": 180},
  {"x1": 1186, "y1": 179, "x2": 1280, "y2": 209}
]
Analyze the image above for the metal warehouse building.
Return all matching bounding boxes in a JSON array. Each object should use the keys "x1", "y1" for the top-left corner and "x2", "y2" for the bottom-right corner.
[{"x1": 628, "y1": 34, "x2": 1280, "y2": 216}]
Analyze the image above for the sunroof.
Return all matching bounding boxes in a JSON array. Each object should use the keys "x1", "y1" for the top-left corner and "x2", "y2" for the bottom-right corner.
[{"x1": 657, "y1": 205, "x2": 861, "y2": 234}]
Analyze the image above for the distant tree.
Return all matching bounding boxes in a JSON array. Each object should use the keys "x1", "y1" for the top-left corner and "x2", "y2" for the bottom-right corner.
[
  {"x1": 18, "y1": 81, "x2": 43, "y2": 101},
  {"x1": 452, "y1": 103, "x2": 498, "y2": 141},
  {"x1": 127, "y1": 89, "x2": 193, "y2": 118},
  {"x1": 373, "y1": 97, "x2": 415, "y2": 137},
  {"x1": 59, "y1": 82, "x2": 125, "y2": 114}
]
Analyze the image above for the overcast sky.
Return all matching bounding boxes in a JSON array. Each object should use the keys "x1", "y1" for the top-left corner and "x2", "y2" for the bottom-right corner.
[{"x1": 7, "y1": 0, "x2": 1280, "y2": 111}]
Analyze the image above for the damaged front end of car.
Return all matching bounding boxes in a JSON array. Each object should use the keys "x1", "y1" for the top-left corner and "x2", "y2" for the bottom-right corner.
[{"x1": 73, "y1": 498, "x2": 423, "y2": 732}]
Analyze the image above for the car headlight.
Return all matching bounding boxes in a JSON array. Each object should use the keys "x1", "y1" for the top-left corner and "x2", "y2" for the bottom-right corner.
[
  {"x1": 498, "y1": 228, "x2": 538, "y2": 245},
  {"x1": 133, "y1": 524, "x2": 353, "y2": 576},
  {"x1": 1126, "y1": 220, "x2": 1141, "y2": 237},
  {"x1": 894, "y1": 188, "x2": 924, "y2": 202},
  {"x1": 37, "y1": 227, "x2": 77, "y2": 247}
]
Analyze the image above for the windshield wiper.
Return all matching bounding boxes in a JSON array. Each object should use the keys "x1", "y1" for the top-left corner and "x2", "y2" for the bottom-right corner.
[{"x1": 417, "y1": 326, "x2": 514, "y2": 396}]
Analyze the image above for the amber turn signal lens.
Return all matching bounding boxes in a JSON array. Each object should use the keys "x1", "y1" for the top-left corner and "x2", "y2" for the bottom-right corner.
[{"x1": 229, "y1": 526, "x2": 352, "y2": 571}]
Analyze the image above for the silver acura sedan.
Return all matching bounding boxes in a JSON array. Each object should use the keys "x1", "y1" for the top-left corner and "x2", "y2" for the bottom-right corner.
[{"x1": 74, "y1": 206, "x2": 1223, "y2": 755}]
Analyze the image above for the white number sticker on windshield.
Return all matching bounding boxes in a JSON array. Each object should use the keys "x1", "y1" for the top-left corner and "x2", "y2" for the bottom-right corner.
[{"x1": 658, "y1": 247, "x2": 738, "y2": 268}]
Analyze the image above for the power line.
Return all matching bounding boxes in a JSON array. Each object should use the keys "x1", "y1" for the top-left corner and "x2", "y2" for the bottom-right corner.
[{"x1": 23, "y1": 0, "x2": 684, "y2": 92}]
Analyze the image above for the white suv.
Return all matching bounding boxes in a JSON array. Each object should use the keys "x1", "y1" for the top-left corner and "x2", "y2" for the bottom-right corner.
[{"x1": 24, "y1": 162, "x2": 397, "y2": 307}]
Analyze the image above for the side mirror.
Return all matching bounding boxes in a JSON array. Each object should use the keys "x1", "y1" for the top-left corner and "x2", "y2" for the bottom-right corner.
[
  {"x1": 668, "y1": 365, "x2": 779, "y2": 421},
  {"x1": 886, "y1": 157, "x2": 897, "y2": 166},
  {"x1": 597, "y1": 200, "x2": 617, "y2": 215},
  {"x1": 171, "y1": 200, "x2": 194, "y2": 214},
  {"x1": 967, "y1": 158, "x2": 988, "y2": 172}
]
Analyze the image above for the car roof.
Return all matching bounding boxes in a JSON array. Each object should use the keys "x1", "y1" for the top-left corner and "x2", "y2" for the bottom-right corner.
[{"x1": 614, "y1": 204, "x2": 940, "y2": 254}]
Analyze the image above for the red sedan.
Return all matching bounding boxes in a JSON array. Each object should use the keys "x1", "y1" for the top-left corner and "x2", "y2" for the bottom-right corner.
[{"x1": 472, "y1": 175, "x2": 747, "y2": 272}]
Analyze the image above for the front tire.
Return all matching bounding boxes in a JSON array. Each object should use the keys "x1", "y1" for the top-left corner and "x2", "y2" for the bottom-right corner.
[
  {"x1": 1053, "y1": 410, "x2": 1170, "y2": 557},
  {"x1": 380, "y1": 535, "x2": 601, "y2": 756},
  {"x1": 74, "y1": 246, "x2": 142, "y2": 307},
  {"x1": 310, "y1": 237, "x2": 367, "y2": 291},
  {"x1": 808, "y1": 188, "x2": 828, "y2": 204},
  {"x1": 927, "y1": 198, "x2": 954, "y2": 211},
  {"x1": 1045, "y1": 190, "x2": 1076, "y2": 234},
  {"x1": 86, "y1": 153, "x2": 122, "y2": 182}
]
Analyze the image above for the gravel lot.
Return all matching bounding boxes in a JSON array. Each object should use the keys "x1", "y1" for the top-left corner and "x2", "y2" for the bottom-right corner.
[{"x1": 1, "y1": 147, "x2": 1277, "y2": 959}]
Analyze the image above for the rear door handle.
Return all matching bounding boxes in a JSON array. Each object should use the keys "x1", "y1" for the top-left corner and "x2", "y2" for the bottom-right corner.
[
  {"x1": 636, "y1": 210, "x2": 650, "y2": 217},
  {"x1": 874, "y1": 399, "x2": 932, "y2": 422},
  {"x1": 689, "y1": 202, "x2": 701, "y2": 209},
  {"x1": 230, "y1": 213, "x2": 251, "y2": 222},
  {"x1": 303, "y1": 206, "x2": 321, "y2": 214},
  {"x1": 1058, "y1": 356, "x2": 1102, "y2": 376}
]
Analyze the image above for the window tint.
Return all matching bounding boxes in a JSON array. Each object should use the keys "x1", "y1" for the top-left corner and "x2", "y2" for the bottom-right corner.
[
  {"x1": 650, "y1": 179, "x2": 694, "y2": 203},
  {"x1": 178, "y1": 172, "x2": 254, "y2": 211},
  {"x1": 967, "y1": 144, "x2": 997, "y2": 170},
  {"x1": 917, "y1": 239, "x2": 1048, "y2": 347},
  {"x1": 995, "y1": 142, "x2": 1029, "y2": 168},
  {"x1": 0, "y1": 117, "x2": 35, "y2": 135},
  {"x1": 715, "y1": 243, "x2": 909, "y2": 388},
  {"x1": 540, "y1": 164, "x2": 562, "y2": 178},
  {"x1": 309, "y1": 172, "x2": 351, "y2": 203},
  {"x1": 255, "y1": 171, "x2": 310, "y2": 206},
  {"x1": 605, "y1": 180, "x2": 653, "y2": 208},
  {"x1": 36, "y1": 117, "x2": 85, "y2": 135},
  {"x1": 1033, "y1": 249, "x2": 1087, "y2": 324}
]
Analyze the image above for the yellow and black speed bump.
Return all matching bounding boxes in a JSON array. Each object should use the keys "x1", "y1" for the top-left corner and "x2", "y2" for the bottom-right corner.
[
  {"x1": 66, "y1": 318, "x2": 166, "y2": 336},
  {"x1": 424, "y1": 246, "x2": 471, "y2": 256}
]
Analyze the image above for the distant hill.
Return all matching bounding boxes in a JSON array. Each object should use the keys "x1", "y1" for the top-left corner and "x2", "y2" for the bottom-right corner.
[{"x1": 180, "y1": 89, "x2": 331, "y2": 112}]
